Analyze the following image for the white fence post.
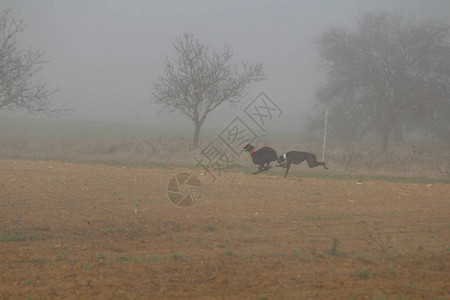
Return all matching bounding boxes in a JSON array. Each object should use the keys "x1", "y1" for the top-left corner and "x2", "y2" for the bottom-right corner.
[{"x1": 322, "y1": 107, "x2": 328, "y2": 162}]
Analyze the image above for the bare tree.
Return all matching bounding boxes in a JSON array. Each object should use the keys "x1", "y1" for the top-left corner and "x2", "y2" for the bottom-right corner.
[
  {"x1": 0, "y1": 9, "x2": 64, "y2": 115},
  {"x1": 152, "y1": 33, "x2": 265, "y2": 147},
  {"x1": 313, "y1": 12, "x2": 450, "y2": 150}
]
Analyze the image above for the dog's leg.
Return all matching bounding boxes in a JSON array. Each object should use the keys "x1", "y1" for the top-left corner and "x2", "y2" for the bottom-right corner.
[
  {"x1": 306, "y1": 159, "x2": 317, "y2": 168},
  {"x1": 264, "y1": 162, "x2": 271, "y2": 171},
  {"x1": 253, "y1": 164, "x2": 264, "y2": 174},
  {"x1": 306, "y1": 155, "x2": 328, "y2": 169},
  {"x1": 283, "y1": 161, "x2": 291, "y2": 178},
  {"x1": 277, "y1": 162, "x2": 288, "y2": 168},
  {"x1": 307, "y1": 159, "x2": 328, "y2": 169}
]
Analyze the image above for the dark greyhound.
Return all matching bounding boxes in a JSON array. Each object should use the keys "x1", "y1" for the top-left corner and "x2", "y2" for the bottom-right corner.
[
  {"x1": 243, "y1": 144, "x2": 278, "y2": 174},
  {"x1": 277, "y1": 151, "x2": 328, "y2": 178}
]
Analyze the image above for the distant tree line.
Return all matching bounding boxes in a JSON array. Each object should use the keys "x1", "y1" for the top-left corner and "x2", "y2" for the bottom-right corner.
[{"x1": 309, "y1": 11, "x2": 450, "y2": 150}]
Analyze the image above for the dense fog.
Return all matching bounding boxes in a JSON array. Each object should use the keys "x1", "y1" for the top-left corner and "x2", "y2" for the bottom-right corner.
[{"x1": 1, "y1": 0, "x2": 449, "y2": 134}]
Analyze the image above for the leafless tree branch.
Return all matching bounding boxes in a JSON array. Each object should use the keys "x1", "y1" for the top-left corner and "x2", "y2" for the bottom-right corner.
[
  {"x1": 152, "y1": 33, "x2": 265, "y2": 146},
  {"x1": 0, "y1": 9, "x2": 71, "y2": 117}
]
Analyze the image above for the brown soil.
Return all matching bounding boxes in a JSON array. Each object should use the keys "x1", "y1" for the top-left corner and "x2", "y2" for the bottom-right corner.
[{"x1": 1, "y1": 159, "x2": 449, "y2": 299}]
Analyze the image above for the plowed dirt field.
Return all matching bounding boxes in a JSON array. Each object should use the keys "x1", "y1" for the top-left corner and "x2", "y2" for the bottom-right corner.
[{"x1": 1, "y1": 159, "x2": 449, "y2": 299}]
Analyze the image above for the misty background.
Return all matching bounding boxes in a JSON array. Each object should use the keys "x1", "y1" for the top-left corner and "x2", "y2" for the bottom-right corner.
[{"x1": 1, "y1": 0, "x2": 449, "y2": 135}]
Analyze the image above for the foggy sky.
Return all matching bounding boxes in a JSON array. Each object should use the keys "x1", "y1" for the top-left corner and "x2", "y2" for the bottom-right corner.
[{"x1": 1, "y1": 0, "x2": 449, "y2": 131}]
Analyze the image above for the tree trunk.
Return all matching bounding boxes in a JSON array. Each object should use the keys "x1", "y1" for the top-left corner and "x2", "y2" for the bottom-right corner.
[
  {"x1": 193, "y1": 122, "x2": 201, "y2": 148},
  {"x1": 381, "y1": 132, "x2": 389, "y2": 152},
  {"x1": 393, "y1": 122, "x2": 403, "y2": 143},
  {"x1": 381, "y1": 125, "x2": 393, "y2": 152},
  {"x1": 382, "y1": 122, "x2": 403, "y2": 151}
]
